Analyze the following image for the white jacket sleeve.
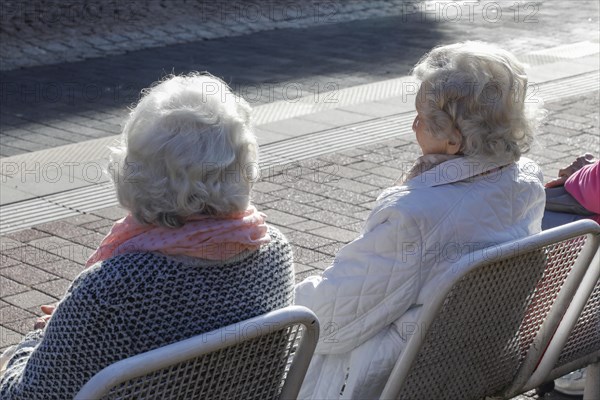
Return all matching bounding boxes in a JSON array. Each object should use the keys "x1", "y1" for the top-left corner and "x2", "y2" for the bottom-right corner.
[{"x1": 295, "y1": 203, "x2": 423, "y2": 354}]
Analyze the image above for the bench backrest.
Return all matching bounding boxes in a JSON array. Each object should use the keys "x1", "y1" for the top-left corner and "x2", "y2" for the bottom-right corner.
[
  {"x1": 380, "y1": 220, "x2": 600, "y2": 400},
  {"x1": 75, "y1": 306, "x2": 320, "y2": 400}
]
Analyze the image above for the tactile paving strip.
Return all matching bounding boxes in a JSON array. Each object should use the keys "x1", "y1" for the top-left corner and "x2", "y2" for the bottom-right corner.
[{"x1": 0, "y1": 71, "x2": 598, "y2": 234}]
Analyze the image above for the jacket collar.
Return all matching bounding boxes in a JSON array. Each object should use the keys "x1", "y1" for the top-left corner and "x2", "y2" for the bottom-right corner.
[
  {"x1": 385, "y1": 156, "x2": 516, "y2": 194},
  {"x1": 407, "y1": 156, "x2": 514, "y2": 188}
]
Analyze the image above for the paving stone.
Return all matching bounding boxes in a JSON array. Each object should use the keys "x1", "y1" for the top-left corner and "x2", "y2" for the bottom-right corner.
[
  {"x1": 346, "y1": 220, "x2": 366, "y2": 233},
  {"x1": 338, "y1": 147, "x2": 376, "y2": 158},
  {"x1": 546, "y1": 118, "x2": 593, "y2": 131},
  {"x1": 268, "y1": 199, "x2": 322, "y2": 217},
  {"x1": 80, "y1": 219, "x2": 115, "y2": 234},
  {"x1": 268, "y1": 222, "x2": 293, "y2": 234},
  {"x1": 67, "y1": 232, "x2": 105, "y2": 249},
  {"x1": 344, "y1": 160, "x2": 381, "y2": 171},
  {"x1": 1, "y1": 245, "x2": 63, "y2": 265},
  {"x1": 33, "y1": 241, "x2": 91, "y2": 265},
  {"x1": 0, "y1": 257, "x2": 21, "y2": 269},
  {"x1": 0, "y1": 137, "x2": 47, "y2": 152},
  {"x1": 310, "y1": 226, "x2": 357, "y2": 243},
  {"x1": 269, "y1": 188, "x2": 327, "y2": 204},
  {"x1": 352, "y1": 209, "x2": 372, "y2": 221},
  {"x1": 33, "y1": 279, "x2": 71, "y2": 299},
  {"x1": 294, "y1": 262, "x2": 318, "y2": 274},
  {"x1": 316, "y1": 242, "x2": 347, "y2": 257},
  {"x1": 60, "y1": 213, "x2": 103, "y2": 226},
  {"x1": 328, "y1": 164, "x2": 369, "y2": 180},
  {"x1": 313, "y1": 199, "x2": 369, "y2": 218},
  {"x1": 4, "y1": 289, "x2": 58, "y2": 309},
  {"x1": 551, "y1": 112, "x2": 596, "y2": 124},
  {"x1": 293, "y1": 245, "x2": 333, "y2": 267},
  {"x1": 326, "y1": 188, "x2": 375, "y2": 206},
  {"x1": 252, "y1": 181, "x2": 286, "y2": 193},
  {"x1": 307, "y1": 210, "x2": 361, "y2": 227},
  {"x1": 8, "y1": 132, "x2": 72, "y2": 147},
  {"x1": 262, "y1": 208, "x2": 306, "y2": 226},
  {"x1": 280, "y1": 175, "x2": 333, "y2": 193},
  {"x1": 367, "y1": 165, "x2": 404, "y2": 180},
  {"x1": 1, "y1": 265, "x2": 59, "y2": 286},
  {"x1": 4, "y1": 318, "x2": 35, "y2": 335},
  {"x1": 326, "y1": 177, "x2": 380, "y2": 194},
  {"x1": 33, "y1": 220, "x2": 96, "y2": 239},
  {"x1": 287, "y1": 231, "x2": 336, "y2": 250},
  {"x1": 251, "y1": 190, "x2": 281, "y2": 205},
  {"x1": 539, "y1": 125, "x2": 583, "y2": 141},
  {"x1": 0, "y1": 146, "x2": 26, "y2": 157},
  {"x1": 0, "y1": 304, "x2": 36, "y2": 323},
  {"x1": 0, "y1": 326, "x2": 22, "y2": 348},
  {"x1": 259, "y1": 170, "x2": 292, "y2": 186},
  {"x1": 288, "y1": 220, "x2": 328, "y2": 232},
  {"x1": 4, "y1": 229, "x2": 51, "y2": 243},
  {"x1": 25, "y1": 125, "x2": 95, "y2": 143},
  {"x1": 353, "y1": 173, "x2": 394, "y2": 190},
  {"x1": 355, "y1": 151, "x2": 396, "y2": 164},
  {"x1": 317, "y1": 153, "x2": 360, "y2": 166},
  {"x1": 0, "y1": 237, "x2": 25, "y2": 251},
  {"x1": 36, "y1": 259, "x2": 85, "y2": 281},
  {"x1": 260, "y1": 118, "x2": 332, "y2": 136},
  {"x1": 299, "y1": 109, "x2": 375, "y2": 126},
  {"x1": 91, "y1": 206, "x2": 127, "y2": 221}
]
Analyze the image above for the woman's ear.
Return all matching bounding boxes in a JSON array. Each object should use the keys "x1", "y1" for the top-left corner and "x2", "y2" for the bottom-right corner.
[{"x1": 446, "y1": 128, "x2": 462, "y2": 155}]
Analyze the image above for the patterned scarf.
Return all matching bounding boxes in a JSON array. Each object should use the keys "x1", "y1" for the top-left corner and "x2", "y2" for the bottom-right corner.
[{"x1": 86, "y1": 206, "x2": 271, "y2": 266}]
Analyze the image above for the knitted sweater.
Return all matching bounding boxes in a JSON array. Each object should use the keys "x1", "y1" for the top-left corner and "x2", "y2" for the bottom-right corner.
[{"x1": 0, "y1": 226, "x2": 294, "y2": 400}]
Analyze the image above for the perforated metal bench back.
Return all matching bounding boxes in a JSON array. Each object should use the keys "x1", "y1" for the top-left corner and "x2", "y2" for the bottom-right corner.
[
  {"x1": 100, "y1": 325, "x2": 300, "y2": 400},
  {"x1": 395, "y1": 236, "x2": 589, "y2": 400}
]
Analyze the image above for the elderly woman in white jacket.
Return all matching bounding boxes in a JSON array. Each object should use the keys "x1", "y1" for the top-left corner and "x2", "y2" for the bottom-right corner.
[{"x1": 295, "y1": 42, "x2": 546, "y2": 399}]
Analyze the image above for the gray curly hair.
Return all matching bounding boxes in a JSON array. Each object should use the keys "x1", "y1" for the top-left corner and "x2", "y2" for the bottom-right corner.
[
  {"x1": 412, "y1": 41, "x2": 544, "y2": 162},
  {"x1": 110, "y1": 72, "x2": 258, "y2": 228}
]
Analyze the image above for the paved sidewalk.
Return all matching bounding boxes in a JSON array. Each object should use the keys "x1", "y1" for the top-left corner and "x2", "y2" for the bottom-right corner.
[
  {"x1": 1, "y1": 1, "x2": 598, "y2": 156},
  {"x1": 1, "y1": 89, "x2": 598, "y2": 399}
]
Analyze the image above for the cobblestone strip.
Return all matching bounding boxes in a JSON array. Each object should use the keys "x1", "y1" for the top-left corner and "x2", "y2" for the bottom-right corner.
[
  {"x1": 0, "y1": 92, "x2": 598, "y2": 399},
  {"x1": 1, "y1": 0, "x2": 414, "y2": 71},
  {"x1": 2, "y1": 0, "x2": 597, "y2": 71}
]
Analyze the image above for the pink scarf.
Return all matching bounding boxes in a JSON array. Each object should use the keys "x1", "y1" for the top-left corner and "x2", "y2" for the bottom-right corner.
[{"x1": 86, "y1": 206, "x2": 271, "y2": 267}]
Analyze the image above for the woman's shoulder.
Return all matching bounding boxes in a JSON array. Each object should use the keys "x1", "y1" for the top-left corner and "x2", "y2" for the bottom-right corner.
[
  {"x1": 373, "y1": 182, "x2": 446, "y2": 217},
  {"x1": 71, "y1": 252, "x2": 174, "y2": 292},
  {"x1": 251, "y1": 224, "x2": 293, "y2": 264},
  {"x1": 266, "y1": 224, "x2": 288, "y2": 243}
]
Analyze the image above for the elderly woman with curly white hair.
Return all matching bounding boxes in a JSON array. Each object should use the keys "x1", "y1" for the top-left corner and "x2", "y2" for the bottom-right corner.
[
  {"x1": 295, "y1": 42, "x2": 546, "y2": 399},
  {"x1": 0, "y1": 74, "x2": 294, "y2": 399}
]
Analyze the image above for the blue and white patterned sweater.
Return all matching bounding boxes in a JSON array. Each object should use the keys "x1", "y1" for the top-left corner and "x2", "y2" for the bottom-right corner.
[{"x1": 0, "y1": 226, "x2": 294, "y2": 400}]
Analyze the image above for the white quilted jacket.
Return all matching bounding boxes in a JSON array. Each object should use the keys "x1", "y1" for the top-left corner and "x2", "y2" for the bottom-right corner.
[{"x1": 295, "y1": 157, "x2": 545, "y2": 399}]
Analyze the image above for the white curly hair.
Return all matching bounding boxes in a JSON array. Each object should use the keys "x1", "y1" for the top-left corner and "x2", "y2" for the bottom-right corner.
[
  {"x1": 110, "y1": 72, "x2": 258, "y2": 228},
  {"x1": 412, "y1": 41, "x2": 544, "y2": 162}
]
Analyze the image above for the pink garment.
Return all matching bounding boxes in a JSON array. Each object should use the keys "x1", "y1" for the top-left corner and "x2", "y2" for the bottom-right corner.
[
  {"x1": 565, "y1": 161, "x2": 600, "y2": 224},
  {"x1": 86, "y1": 206, "x2": 271, "y2": 267}
]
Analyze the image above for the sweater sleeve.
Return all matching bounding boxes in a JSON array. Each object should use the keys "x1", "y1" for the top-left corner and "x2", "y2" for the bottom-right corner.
[
  {"x1": 294, "y1": 203, "x2": 422, "y2": 355},
  {"x1": 0, "y1": 267, "x2": 102, "y2": 400},
  {"x1": 564, "y1": 161, "x2": 600, "y2": 214}
]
